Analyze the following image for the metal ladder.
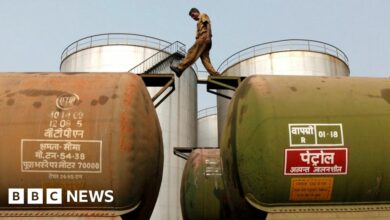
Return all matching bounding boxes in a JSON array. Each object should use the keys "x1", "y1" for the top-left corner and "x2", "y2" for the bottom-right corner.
[
  {"x1": 132, "y1": 41, "x2": 186, "y2": 108},
  {"x1": 129, "y1": 41, "x2": 186, "y2": 74}
]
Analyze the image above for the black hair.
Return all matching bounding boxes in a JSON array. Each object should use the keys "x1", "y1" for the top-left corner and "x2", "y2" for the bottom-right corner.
[{"x1": 189, "y1": 8, "x2": 199, "y2": 15}]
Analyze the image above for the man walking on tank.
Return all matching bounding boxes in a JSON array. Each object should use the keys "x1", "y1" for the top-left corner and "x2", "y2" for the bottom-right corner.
[{"x1": 170, "y1": 8, "x2": 220, "y2": 77}]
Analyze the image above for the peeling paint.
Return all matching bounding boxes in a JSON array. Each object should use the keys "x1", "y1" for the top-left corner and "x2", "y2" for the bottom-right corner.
[
  {"x1": 6, "y1": 99, "x2": 14, "y2": 106},
  {"x1": 91, "y1": 100, "x2": 98, "y2": 106},
  {"x1": 99, "y1": 96, "x2": 109, "y2": 105},
  {"x1": 33, "y1": 102, "x2": 42, "y2": 108}
]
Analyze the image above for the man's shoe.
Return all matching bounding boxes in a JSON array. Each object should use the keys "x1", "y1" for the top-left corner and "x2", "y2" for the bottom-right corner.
[{"x1": 170, "y1": 65, "x2": 183, "y2": 78}]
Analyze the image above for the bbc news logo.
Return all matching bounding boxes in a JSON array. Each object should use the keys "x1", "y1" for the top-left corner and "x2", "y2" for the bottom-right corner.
[
  {"x1": 8, "y1": 188, "x2": 114, "y2": 205},
  {"x1": 9, "y1": 188, "x2": 61, "y2": 204}
]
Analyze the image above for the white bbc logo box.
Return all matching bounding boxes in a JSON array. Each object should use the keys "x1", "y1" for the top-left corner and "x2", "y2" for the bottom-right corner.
[{"x1": 8, "y1": 188, "x2": 62, "y2": 204}]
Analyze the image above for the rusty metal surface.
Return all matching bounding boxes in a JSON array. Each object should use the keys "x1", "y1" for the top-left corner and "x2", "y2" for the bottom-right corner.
[
  {"x1": 0, "y1": 73, "x2": 163, "y2": 218},
  {"x1": 180, "y1": 148, "x2": 224, "y2": 220},
  {"x1": 180, "y1": 148, "x2": 264, "y2": 220},
  {"x1": 220, "y1": 75, "x2": 390, "y2": 214}
]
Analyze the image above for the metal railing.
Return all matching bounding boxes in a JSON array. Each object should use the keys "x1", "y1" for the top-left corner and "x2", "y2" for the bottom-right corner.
[
  {"x1": 198, "y1": 106, "x2": 217, "y2": 119},
  {"x1": 129, "y1": 41, "x2": 186, "y2": 73},
  {"x1": 217, "y1": 39, "x2": 349, "y2": 73},
  {"x1": 60, "y1": 33, "x2": 172, "y2": 63}
]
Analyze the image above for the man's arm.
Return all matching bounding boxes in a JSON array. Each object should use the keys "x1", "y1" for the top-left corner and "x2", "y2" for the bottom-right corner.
[
  {"x1": 200, "y1": 14, "x2": 212, "y2": 43},
  {"x1": 205, "y1": 21, "x2": 212, "y2": 43}
]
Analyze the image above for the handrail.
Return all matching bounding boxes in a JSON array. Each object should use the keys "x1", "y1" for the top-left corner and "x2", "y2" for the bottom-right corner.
[
  {"x1": 60, "y1": 33, "x2": 172, "y2": 64},
  {"x1": 217, "y1": 39, "x2": 349, "y2": 73},
  {"x1": 198, "y1": 106, "x2": 217, "y2": 119},
  {"x1": 129, "y1": 41, "x2": 186, "y2": 73}
]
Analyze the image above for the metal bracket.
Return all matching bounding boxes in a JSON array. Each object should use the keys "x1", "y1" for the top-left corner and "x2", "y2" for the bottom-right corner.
[
  {"x1": 173, "y1": 147, "x2": 194, "y2": 160},
  {"x1": 206, "y1": 76, "x2": 246, "y2": 99},
  {"x1": 173, "y1": 147, "x2": 222, "y2": 160},
  {"x1": 138, "y1": 74, "x2": 175, "y2": 108}
]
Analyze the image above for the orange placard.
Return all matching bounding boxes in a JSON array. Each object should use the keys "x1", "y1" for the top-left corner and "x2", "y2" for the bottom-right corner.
[{"x1": 290, "y1": 177, "x2": 333, "y2": 201}]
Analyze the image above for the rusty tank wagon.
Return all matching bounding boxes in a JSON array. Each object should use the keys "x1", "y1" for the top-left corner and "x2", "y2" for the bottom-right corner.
[{"x1": 0, "y1": 72, "x2": 163, "y2": 219}]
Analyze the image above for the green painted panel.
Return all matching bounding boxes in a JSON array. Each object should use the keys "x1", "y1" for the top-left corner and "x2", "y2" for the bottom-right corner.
[{"x1": 220, "y1": 75, "x2": 390, "y2": 210}]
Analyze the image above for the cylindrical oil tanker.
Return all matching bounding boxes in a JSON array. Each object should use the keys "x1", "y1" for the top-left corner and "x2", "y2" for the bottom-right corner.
[
  {"x1": 180, "y1": 147, "x2": 265, "y2": 220},
  {"x1": 220, "y1": 75, "x2": 390, "y2": 219},
  {"x1": 180, "y1": 148, "x2": 224, "y2": 220},
  {"x1": 0, "y1": 72, "x2": 163, "y2": 219}
]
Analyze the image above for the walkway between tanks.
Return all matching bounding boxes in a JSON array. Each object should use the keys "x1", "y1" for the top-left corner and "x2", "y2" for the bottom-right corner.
[{"x1": 202, "y1": 75, "x2": 247, "y2": 99}]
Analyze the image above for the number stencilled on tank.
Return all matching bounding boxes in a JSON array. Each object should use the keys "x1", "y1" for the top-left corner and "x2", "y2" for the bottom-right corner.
[
  {"x1": 288, "y1": 123, "x2": 344, "y2": 147},
  {"x1": 21, "y1": 139, "x2": 102, "y2": 173},
  {"x1": 21, "y1": 94, "x2": 103, "y2": 175}
]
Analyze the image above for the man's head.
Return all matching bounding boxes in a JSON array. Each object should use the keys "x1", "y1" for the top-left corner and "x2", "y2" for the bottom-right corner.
[{"x1": 189, "y1": 8, "x2": 200, "y2": 21}]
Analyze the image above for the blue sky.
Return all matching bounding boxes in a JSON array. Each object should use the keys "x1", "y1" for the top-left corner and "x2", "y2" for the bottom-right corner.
[{"x1": 0, "y1": 0, "x2": 389, "y2": 109}]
